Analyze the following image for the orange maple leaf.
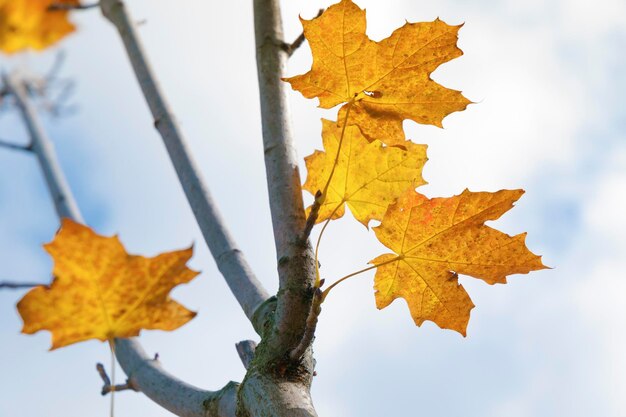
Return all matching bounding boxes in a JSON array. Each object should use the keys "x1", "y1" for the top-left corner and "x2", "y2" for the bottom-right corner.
[
  {"x1": 17, "y1": 219, "x2": 198, "y2": 349},
  {"x1": 304, "y1": 119, "x2": 427, "y2": 226},
  {"x1": 285, "y1": 0, "x2": 471, "y2": 145},
  {"x1": 0, "y1": 0, "x2": 79, "y2": 53},
  {"x1": 370, "y1": 189, "x2": 547, "y2": 335}
]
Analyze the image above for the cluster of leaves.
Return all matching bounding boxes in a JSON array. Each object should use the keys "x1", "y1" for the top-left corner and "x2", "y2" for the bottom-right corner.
[
  {"x1": 12, "y1": 0, "x2": 547, "y2": 352},
  {"x1": 0, "y1": 0, "x2": 79, "y2": 53},
  {"x1": 287, "y1": 0, "x2": 546, "y2": 335}
]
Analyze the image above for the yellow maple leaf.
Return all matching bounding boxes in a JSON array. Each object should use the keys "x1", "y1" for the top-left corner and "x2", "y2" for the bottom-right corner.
[
  {"x1": 17, "y1": 219, "x2": 198, "y2": 349},
  {"x1": 370, "y1": 189, "x2": 547, "y2": 335},
  {"x1": 304, "y1": 119, "x2": 427, "y2": 226},
  {"x1": 0, "y1": 0, "x2": 79, "y2": 53},
  {"x1": 285, "y1": 0, "x2": 471, "y2": 145}
]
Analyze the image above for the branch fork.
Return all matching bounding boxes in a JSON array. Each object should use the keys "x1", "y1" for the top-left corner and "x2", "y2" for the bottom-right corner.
[{"x1": 96, "y1": 363, "x2": 138, "y2": 395}]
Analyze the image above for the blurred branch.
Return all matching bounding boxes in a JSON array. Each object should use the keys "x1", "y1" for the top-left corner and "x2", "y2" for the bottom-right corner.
[
  {"x1": 99, "y1": 0, "x2": 270, "y2": 325},
  {"x1": 0, "y1": 281, "x2": 43, "y2": 290},
  {"x1": 0, "y1": 138, "x2": 32, "y2": 153},
  {"x1": 3, "y1": 70, "x2": 236, "y2": 417},
  {"x1": 48, "y1": 2, "x2": 100, "y2": 11},
  {"x1": 2, "y1": 73, "x2": 84, "y2": 221},
  {"x1": 301, "y1": 190, "x2": 322, "y2": 242}
]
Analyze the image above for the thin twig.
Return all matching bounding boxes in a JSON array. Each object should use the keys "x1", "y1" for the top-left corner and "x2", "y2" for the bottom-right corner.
[
  {"x1": 281, "y1": 9, "x2": 323, "y2": 57},
  {"x1": 96, "y1": 363, "x2": 138, "y2": 396},
  {"x1": 300, "y1": 190, "x2": 322, "y2": 242},
  {"x1": 235, "y1": 340, "x2": 257, "y2": 370},
  {"x1": 0, "y1": 138, "x2": 32, "y2": 153},
  {"x1": 48, "y1": 2, "x2": 100, "y2": 11},
  {"x1": 44, "y1": 52, "x2": 66, "y2": 83},
  {"x1": 0, "y1": 281, "x2": 43, "y2": 289},
  {"x1": 3, "y1": 73, "x2": 84, "y2": 221},
  {"x1": 289, "y1": 288, "x2": 323, "y2": 361}
]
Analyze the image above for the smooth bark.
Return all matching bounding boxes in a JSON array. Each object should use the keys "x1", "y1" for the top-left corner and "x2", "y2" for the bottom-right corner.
[
  {"x1": 253, "y1": 0, "x2": 317, "y2": 358},
  {"x1": 99, "y1": 0, "x2": 270, "y2": 323}
]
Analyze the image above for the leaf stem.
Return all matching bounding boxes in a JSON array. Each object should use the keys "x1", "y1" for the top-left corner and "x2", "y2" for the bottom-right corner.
[
  {"x1": 320, "y1": 99, "x2": 354, "y2": 200},
  {"x1": 321, "y1": 256, "x2": 400, "y2": 301},
  {"x1": 313, "y1": 202, "x2": 344, "y2": 286},
  {"x1": 312, "y1": 100, "x2": 356, "y2": 286}
]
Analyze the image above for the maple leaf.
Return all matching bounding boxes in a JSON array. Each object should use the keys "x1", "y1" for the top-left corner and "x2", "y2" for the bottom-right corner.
[
  {"x1": 285, "y1": 0, "x2": 471, "y2": 145},
  {"x1": 17, "y1": 219, "x2": 198, "y2": 349},
  {"x1": 370, "y1": 189, "x2": 547, "y2": 335},
  {"x1": 304, "y1": 119, "x2": 427, "y2": 226},
  {"x1": 0, "y1": 0, "x2": 79, "y2": 53}
]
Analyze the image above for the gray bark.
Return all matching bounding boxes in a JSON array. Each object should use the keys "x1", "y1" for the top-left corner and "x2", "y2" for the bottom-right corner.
[
  {"x1": 99, "y1": 0, "x2": 270, "y2": 323},
  {"x1": 5, "y1": 72, "x2": 233, "y2": 417},
  {"x1": 253, "y1": 0, "x2": 318, "y2": 359},
  {"x1": 115, "y1": 339, "x2": 237, "y2": 417}
]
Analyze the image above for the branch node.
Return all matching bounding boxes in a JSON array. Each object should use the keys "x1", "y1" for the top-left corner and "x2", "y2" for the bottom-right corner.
[
  {"x1": 96, "y1": 362, "x2": 139, "y2": 396},
  {"x1": 235, "y1": 340, "x2": 257, "y2": 370}
]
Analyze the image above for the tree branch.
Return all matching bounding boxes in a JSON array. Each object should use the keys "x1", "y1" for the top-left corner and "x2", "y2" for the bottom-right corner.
[
  {"x1": 235, "y1": 340, "x2": 257, "y2": 370},
  {"x1": 98, "y1": 0, "x2": 270, "y2": 325},
  {"x1": 4, "y1": 71, "x2": 235, "y2": 417},
  {"x1": 115, "y1": 339, "x2": 237, "y2": 417},
  {"x1": 280, "y1": 9, "x2": 323, "y2": 57},
  {"x1": 3, "y1": 74, "x2": 84, "y2": 222},
  {"x1": 0, "y1": 138, "x2": 32, "y2": 153},
  {"x1": 48, "y1": 2, "x2": 100, "y2": 11},
  {"x1": 253, "y1": 0, "x2": 317, "y2": 356},
  {"x1": 0, "y1": 281, "x2": 44, "y2": 289}
]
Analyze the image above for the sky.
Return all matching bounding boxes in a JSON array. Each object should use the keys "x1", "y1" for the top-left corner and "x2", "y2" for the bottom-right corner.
[{"x1": 0, "y1": 0, "x2": 625, "y2": 416}]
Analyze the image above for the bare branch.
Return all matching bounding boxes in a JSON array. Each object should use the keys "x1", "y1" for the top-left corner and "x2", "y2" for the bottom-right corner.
[
  {"x1": 0, "y1": 281, "x2": 43, "y2": 289},
  {"x1": 2, "y1": 74, "x2": 83, "y2": 222},
  {"x1": 4, "y1": 71, "x2": 236, "y2": 417},
  {"x1": 99, "y1": 0, "x2": 270, "y2": 325},
  {"x1": 115, "y1": 339, "x2": 237, "y2": 417},
  {"x1": 96, "y1": 363, "x2": 138, "y2": 395},
  {"x1": 48, "y1": 2, "x2": 100, "y2": 11},
  {"x1": 0, "y1": 138, "x2": 32, "y2": 153},
  {"x1": 281, "y1": 9, "x2": 323, "y2": 57},
  {"x1": 254, "y1": 0, "x2": 317, "y2": 355},
  {"x1": 235, "y1": 340, "x2": 257, "y2": 370}
]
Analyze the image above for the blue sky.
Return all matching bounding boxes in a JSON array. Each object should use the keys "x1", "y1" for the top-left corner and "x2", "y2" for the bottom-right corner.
[{"x1": 1, "y1": 0, "x2": 625, "y2": 416}]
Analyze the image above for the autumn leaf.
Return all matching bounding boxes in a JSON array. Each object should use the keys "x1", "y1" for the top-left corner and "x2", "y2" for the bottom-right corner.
[
  {"x1": 370, "y1": 189, "x2": 547, "y2": 335},
  {"x1": 17, "y1": 219, "x2": 198, "y2": 349},
  {"x1": 285, "y1": 0, "x2": 471, "y2": 145},
  {"x1": 0, "y1": 0, "x2": 79, "y2": 53},
  {"x1": 304, "y1": 119, "x2": 427, "y2": 226}
]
